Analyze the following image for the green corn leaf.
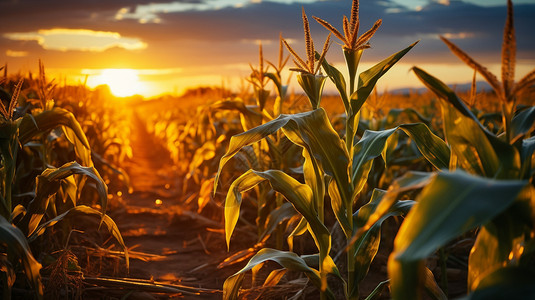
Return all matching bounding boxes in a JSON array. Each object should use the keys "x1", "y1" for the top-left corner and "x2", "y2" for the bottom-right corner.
[
  {"x1": 352, "y1": 128, "x2": 396, "y2": 195},
  {"x1": 398, "y1": 124, "x2": 450, "y2": 170},
  {"x1": 215, "y1": 108, "x2": 351, "y2": 212},
  {"x1": 349, "y1": 188, "x2": 414, "y2": 298},
  {"x1": 441, "y1": 94, "x2": 520, "y2": 178},
  {"x1": 288, "y1": 216, "x2": 307, "y2": 252},
  {"x1": 344, "y1": 42, "x2": 418, "y2": 153},
  {"x1": 318, "y1": 54, "x2": 349, "y2": 113},
  {"x1": 511, "y1": 106, "x2": 535, "y2": 143},
  {"x1": 210, "y1": 99, "x2": 263, "y2": 131},
  {"x1": 520, "y1": 136, "x2": 535, "y2": 178},
  {"x1": 364, "y1": 280, "x2": 390, "y2": 300},
  {"x1": 467, "y1": 214, "x2": 526, "y2": 292},
  {"x1": 328, "y1": 178, "x2": 351, "y2": 238},
  {"x1": 224, "y1": 170, "x2": 266, "y2": 249},
  {"x1": 223, "y1": 248, "x2": 331, "y2": 300},
  {"x1": 215, "y1": 112, "x2": 295, "y2": 193},
  {"x1": 296, "y1": 73, "x2": 327, "y2": 110},
  {"x1": 468, "y1": 185, "x2": 534, "y2": 291},
  {"x1": 28, "y1": 205, "x2": 128, "y2": 270},
  {"x1": 458, "y1": 267, "x2": 535, "y2": 300},
  {"x1": 0, "y1": 122, "x2": 18, "y2": 218},
  {"x1": 356, "y1": 171, "x2": 433, "y2": 241},
  {"x1": 388, "y1": 171, "x2": 527, "y2": 300},
  {"x1": 413, "y1": 67, "x2": 521, "y2": 178},
  {"x1": 280, "y1": 108, "x2": 350, "y2": 218},
  {"x1": 265, "y1": 73, "x2": 283, "y2": 97},
  {"x1": 423, "y1": 266, "x2": 448, "y2": 300},
  {"x1": 18, "y1": 108, "x2": 92, "y2": 166},
  {"x1": 62, "y1": 125, "x2": 92, "y2": 167},
  {"x1": 22, "y1": 162, "x2": 108, "y2": 237},
  {"x1": 352, "y1": 189, "x2": 414, "y2": 283},
  {"x1": 351, "y1": 42, "x2": 419, "y2": 116},
  {"x1": 0, "y1": 215, "x2": 43, "y2": 299},
  {"x1": 412, "y1": 67, "x2": 483, "y2": 130},
  {"x1": 263, "y1": 268, "x2": 287, "y2": 287},
  {"x1": 383, "y1": 108, "x2": 431, "y2": 129},
  {"x1": 224, "y1": 169, "x2": 334, "y2": 294},
  {"x1": 351, "y1": 124, "x2": 449, "y2": 201},
  {"x1": 226, "y1": 169, "x2": 330, "y2": 255},
  {"x1": 259, "y1": 202, "x2": 297, "y2": 242},
  {"x1": 295, "y1": 137, "x2": 325, "y2": 219}
]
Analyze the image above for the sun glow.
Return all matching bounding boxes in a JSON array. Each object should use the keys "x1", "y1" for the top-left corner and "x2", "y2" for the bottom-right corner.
[{"x1": 89, "y1": 69, "x2": 147, "y2": 97}]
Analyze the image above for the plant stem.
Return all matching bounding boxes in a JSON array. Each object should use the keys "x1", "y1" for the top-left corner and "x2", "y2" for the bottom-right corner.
[
  {"x1": 502, "y1": 100, "x2": 515, "y2": 144},
  {"x1": 347, "y1": 199, "x2": 358, "y2": 300}
]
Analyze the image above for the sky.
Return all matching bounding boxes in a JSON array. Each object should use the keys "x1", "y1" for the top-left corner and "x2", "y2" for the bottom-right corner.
[{"x1": 1, "y1": 0, "x2": 534, "y2": 97}]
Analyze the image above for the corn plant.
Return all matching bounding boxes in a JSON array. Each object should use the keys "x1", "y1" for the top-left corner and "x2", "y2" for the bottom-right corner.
[
  {"x1": 210, "y1": 41, "x2": 306, "y2": 254},
  {"x1": 379, "y1": 2, "x2": 535, "y2": 298},
  {"x1": 0, "y1": 66, "x2": 128, "y2": 299},
  {"x1": 213, "y1": 1, "x2": 449, "y2": 299}
]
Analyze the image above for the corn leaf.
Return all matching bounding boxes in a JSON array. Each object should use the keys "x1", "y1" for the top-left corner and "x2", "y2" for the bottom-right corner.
[
  {"x1": 259, "y1": 202, "x2": 296, "y2": 242},
  {"x1": 263, "y1": 268, "x2": 287, "y2": 287},
  {"x1": 441, "y1": 95, "x2": 520, "y2": 178},
  {"x1": 28, "y1": 205, "x2": 128, "y2": 270},
  {"x1": 290, "y1": 134, "x2": 325, "y2": 219},
  {"x1": 468, "y1": 185, "x2": 534, "y2": 291},
  {"x1": 226, "y1": 169, "x2": 330, "y2": 255},
  {"x1": 318, "y1": 55, "x2": 349, "y2": 113},
  {"x1": 211, "y1": 99, "x2": 262, "y2": 131},
  {"x1": 423, "y1": 267, "x2": 448, "y2": 300},
  {"x1": 223, "y1": 248, "x2": 331, "y2": 300},
  {"x1": 413, "y1": 67, "x2": 521, "y2": 179},
  {"x1": 224, "y1": 170, "x2": 266, "y2": 249},
  {"x1": 388, "y1": 171, "x2": 527, "y2": 300},
  {"x1": 412, "y1": 67, "x2": 484, "y2": 130},
  {"x1": 398, "y1": 124, "x2": 450, "y2": 170},
  {"x1": 351, "y1": 124, "x2": 449, "y2": 200},
  {"x1": 328, "y1": 178, "x2": 351, "y2": 238},
  {"x1": 364, "y1": 280, "x2": 390, "y2": 300},
  {"x1": 351, "y1": 42, "x2": 419, "y2": 116},
  {"x1": 467, "y1": 212, "x2": 527, "y2": 292},
  {"x1": 383, "y1": 108, "x2": 431, "y2": 128},
  {"x1": 511, "y1": 106, "x2": 535, "y2": 143},
  {"x1": 287, "y1": 216, "x2": 308, "y2": 252},
  {"x1": 0, "y1": 215, "x2": 43, "y2": 299},
  {"x1": 521, "y1": 136, "x2": 535, "y2": 178},
  {"x1": 22, "y1": 162, "x2": 108, "y2": 236},
  {"x1": 459, "y1": 267, "x2": 535, "y2": 300},
  {"x1": 62, "y1": 125, "x2": 92, "y2": 167},
  {"x1": 215, "y1": 112, "x2": 296, "y2": 193},
  {"x1": 215, "y1": 108, "x2": 351, "y2": 212},
  {"x1": 0, "y1": 122, "x2": 18, "y2": 218},
  {"x1": 18, "y1": 108, "x2": 91, "y2": 165},
  {"x1": 281, "y1": 108, "x2": 350, "y2": 219},
  {"x1": 350, "y1": 187, "x2": 414, "y2": 298}
]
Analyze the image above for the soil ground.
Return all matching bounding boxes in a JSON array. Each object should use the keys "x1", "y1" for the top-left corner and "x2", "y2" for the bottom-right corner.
[{"x1": 101, "y1": 108, "x2": 248, "y2": 299}]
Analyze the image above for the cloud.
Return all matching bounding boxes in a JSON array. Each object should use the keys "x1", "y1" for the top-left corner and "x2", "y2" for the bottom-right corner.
[
  {"x1": 5, "y1": 50, "x2": 29, "y2": 57},
  {"x1": 0, "y1": 0, "x2": 533, "y2": 88},
  {"x1": 4, "y1": 28, "x2": 147, "y2": 52}
]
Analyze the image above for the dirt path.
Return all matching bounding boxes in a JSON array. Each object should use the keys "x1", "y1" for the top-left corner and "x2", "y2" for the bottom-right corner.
[{"x1": 106, "y1": 109, "x2": 245, "y2": 299}]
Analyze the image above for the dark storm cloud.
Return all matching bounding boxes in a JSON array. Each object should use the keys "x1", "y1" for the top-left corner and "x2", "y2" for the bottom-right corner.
[
  {"x1": 1, "y1": 0, "x2": 534, "y2": 69},
  {"x1": 370, "y1": 1, "x2": 535, "y2": 63}
]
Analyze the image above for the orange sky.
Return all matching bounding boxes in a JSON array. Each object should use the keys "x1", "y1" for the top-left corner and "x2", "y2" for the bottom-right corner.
[{"x1": 1, "y1": 0, "x2": 534, "y2": 98}]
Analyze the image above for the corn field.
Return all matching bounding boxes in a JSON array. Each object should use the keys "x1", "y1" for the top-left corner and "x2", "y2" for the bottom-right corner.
[{"x1": 1, "y1": 0, "x2": 534, "y2": 299}]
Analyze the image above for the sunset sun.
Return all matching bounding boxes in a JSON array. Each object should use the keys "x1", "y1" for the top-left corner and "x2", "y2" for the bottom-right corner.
[{"x1": 92, "y1": 69, "x2": 146, "y2": 97}]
